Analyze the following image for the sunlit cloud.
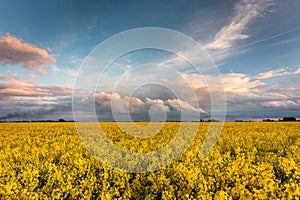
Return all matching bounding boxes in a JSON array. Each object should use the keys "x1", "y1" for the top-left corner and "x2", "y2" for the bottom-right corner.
[
  {"x1": 94, "y1": 91, "x2": 206, "y2": 115},
  {"x1": 0, "y1": 34, "x2": 55, "y2": 74},
  {"x1": 229, "y1": 92, "x2": 300, "y2": 112},
  {"x1": 181, "y1": 72, "x2": 264, "y2": 100},
  {"x1": 153, "y1": 0, "x2": 277, "y2": 72},
  {"x1": 0, "y1": 73, "x2": 72, "y2": 101},
  {"x1": 255, "y1": 66, "x2": 300, "y2": 79},
  {"x1": 205, "y1": 0, "x2": 275, "y2": 50}
]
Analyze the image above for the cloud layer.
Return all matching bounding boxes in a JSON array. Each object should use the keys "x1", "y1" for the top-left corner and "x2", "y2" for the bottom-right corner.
[
  {"x1": 0, "y1": 104, "x2": 71, "y2": 120},
  {"x1": 0, "y1": 74, "x2": 72, "y2": 101},
  {"x1": 94, "y1": 92, "x2": 206, "y2": 115},
  {"x1": 0, "y1": 34, "x2": 55, "y2": 74},
  {"x1": 1, "y1": 64, "x2": 299, "y2": 120}
]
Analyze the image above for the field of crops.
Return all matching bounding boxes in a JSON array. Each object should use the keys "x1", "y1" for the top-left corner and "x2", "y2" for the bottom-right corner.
[{"x1": 0, "y1": 122, "x2": 299, "y2": 199}]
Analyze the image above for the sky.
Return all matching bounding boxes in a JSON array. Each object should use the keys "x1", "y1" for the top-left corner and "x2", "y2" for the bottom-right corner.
[{"x1": 0, "y1": 0, "x2": 300, "y2": 121}]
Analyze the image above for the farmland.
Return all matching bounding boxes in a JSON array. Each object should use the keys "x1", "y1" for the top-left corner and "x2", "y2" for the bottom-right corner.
[{"x1": 0, "y1": 122, "x2": 299, "y2": 199}]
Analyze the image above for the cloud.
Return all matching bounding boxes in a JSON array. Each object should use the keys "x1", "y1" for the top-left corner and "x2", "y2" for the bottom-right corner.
[
  {"x1": 152, "y1": 0, "x2": 277, "y2": 73},
  {"x1": 294, "y1": 67, "x2": 300, "y2": 74},
  {"x1": 93, "y1": 91, "x2": 206, "y2": 115},
  {"x1": 182, "y1": 68, "x2": 300, "y2": 113},
  {"x1": 220, "y1": 73, "x2": 264, "y2": 94},
  {"x1": 165, "y1": 99, "x2": 206, "y2": 113},
  {"x1": 229, "y1": 92, "x2": 300, "y2": 111},
  {"x1": 0, "y1": 73, "x2": 72, "y2": 101},
  {"x1": 261, "y1": 100, "x2": 300, "y2": 110},
  {"x1": 255, "y1": 66, "x2": 300, "y2": 79},
  {"x1": 181, "y1": 72, "x2": 264, "y2": 100},
  {"x1": 50, "y1": 64, "x2": 78, "y2": 80},
  {"x1": 24, "y1": 74, "x2": 37, "y2": 81},
  {"x1": 205, "y1": 0, "x2": 274, "y2": 50},
  {"x1": 255, "y1": 67, "x2": 290, "y2": 79},
  {"x1": 0, "y1": 73, "x2": 73, "y2": 120},
  {"x1": 0, "y1": 34, "x2": 55, "y2": 74},
  {"x1": 90, "y1": 63, "x2": 299, "y2": 119},
  {"x1": 0, "y1": 104, "x2": 71, "y2": 120}
]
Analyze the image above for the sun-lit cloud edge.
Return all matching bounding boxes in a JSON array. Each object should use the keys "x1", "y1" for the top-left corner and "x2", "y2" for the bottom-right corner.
[{"x1": 0, "y1": 34, "x2": 55, "y2": 75}]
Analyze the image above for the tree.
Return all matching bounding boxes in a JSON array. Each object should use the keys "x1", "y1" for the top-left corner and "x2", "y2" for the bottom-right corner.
[{"x1": 282, "y1": 117, "x2": 296, "y2": 121}]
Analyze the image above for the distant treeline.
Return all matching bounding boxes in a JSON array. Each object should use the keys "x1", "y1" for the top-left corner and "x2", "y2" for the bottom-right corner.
[
  {"x1": 262, "y1": 117, "x2": 298, "y2": 122},
  {"x1": 233, "y1": 117, "x2": 299, "y2": 122},
  {"x1": 0, "y1": 117, "x2": 298, "y2": 123},
  {"x1": 0, "y1": 119, "x2": 75, "y2": 123}
]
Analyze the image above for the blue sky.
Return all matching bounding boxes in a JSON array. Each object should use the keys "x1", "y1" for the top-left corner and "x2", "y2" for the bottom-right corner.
[{"x1": 0, "y1": 0, "x2": 300, "y2": 121}]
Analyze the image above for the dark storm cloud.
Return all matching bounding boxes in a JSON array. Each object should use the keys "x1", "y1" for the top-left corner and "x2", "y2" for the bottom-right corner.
[{"x1": 0, "y1": 104, "x2": 71, "y2": 120}]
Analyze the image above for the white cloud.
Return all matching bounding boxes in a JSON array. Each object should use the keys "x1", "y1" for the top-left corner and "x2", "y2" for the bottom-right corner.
[
  {"x1": 181, "y1": 72, "x2": 264, "y2": 100},
  {"x1": 50, "y1": 64, "x2": 78, "y2": 80},
  {"x1": 228, "y1": 90, "x2": 300, "y2": 112},
  {"x1": 261, "y1": 100, "x2": 299, "y2": 110},
  {"x1": 153, "y1": 0, "x2": 276, "y2": 72},
  {"x1": 94, "y1": 91, "x2": 206, "y2": 114},
  {"x1": 294, "y1": 67, "x2": 300, "y2": 74},
  {"x1": 205, "y1": 0, "x2": 275, "y2": 50},
  {"x1": 166, "y1": 99, "x2": 206, "y2": 113},
  {"x1": 255, "y1": 66, "x2": 300, "y2": 79}
]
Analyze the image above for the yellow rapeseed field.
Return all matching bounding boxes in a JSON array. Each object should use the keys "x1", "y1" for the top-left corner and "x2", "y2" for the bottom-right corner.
[{"x1": 0, "y1": 122, "x2": 299, "y2": 199}]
